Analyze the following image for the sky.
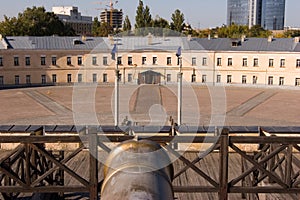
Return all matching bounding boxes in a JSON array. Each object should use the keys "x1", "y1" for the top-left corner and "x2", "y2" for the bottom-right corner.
[{"x1": 0, "y1": 0, "x2": 299, "y2": 29}]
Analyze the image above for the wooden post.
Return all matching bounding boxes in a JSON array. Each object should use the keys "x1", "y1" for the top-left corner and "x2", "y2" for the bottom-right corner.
[
  {"x1": 285, "y1": 144, "x2": 293, "y2": 186},
  {"x1": 219, "y1": 128, "x2": 229, "y2": 200},
  {"x1": 89, "y1": 130, "x2": 98, "y2": 200}
]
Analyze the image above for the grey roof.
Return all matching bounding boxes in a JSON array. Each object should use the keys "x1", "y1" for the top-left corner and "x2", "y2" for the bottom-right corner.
[{"x1": 1, "y1": 36, "x2": 300, "y2": 52}]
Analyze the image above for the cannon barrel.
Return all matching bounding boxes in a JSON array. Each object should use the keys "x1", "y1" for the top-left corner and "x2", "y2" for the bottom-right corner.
[{"x1": 101, "y1": 140, "x2": 174, "y2": 200}]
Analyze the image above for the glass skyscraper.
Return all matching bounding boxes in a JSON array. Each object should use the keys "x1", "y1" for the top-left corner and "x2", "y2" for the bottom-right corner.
[
  {"x1": 227, "y1": 0, "x2": 285, "y2": 30},
  {"x1": 227, "y1": 0, "x2": 249, "y2": 26},
  {"x1": 261, "y1": 0, "x2": 285, "y2": 30}
]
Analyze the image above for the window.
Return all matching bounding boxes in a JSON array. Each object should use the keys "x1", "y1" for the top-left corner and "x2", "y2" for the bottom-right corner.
[
  {"x1": 15, "y1": 75, "x2": 19, "y2": 85},
  {"x1": 202, "y1": 57, "x2": 207, "y2": 66},
  {"x1": 191, "y1": 74, "x2": 196, "y2": 82},
  {"x1": 26, "y1": 75, "x2": 31, "y2": 84},
  {"x1": 128, "y1": 74, "x2": 132, "y2": 82},
  {"x1": 153, "y1": 57, "x2": 157, "y2": 65},
  {"x1": 67, "y1": 57, "x2": 72, "y2": 65},
  {"x1": 0, "y1": 57, "x2": 3, "y2": 66},
  {"x1": 297, "y1": 59, "x2": 300, "y2": 68},
  {"x1": 217, "y1": 75, "x2": 221, "y2": 83},
  {"x1": 253, "y1": 76, "x2": 257, "y2": 84},
  {"x1": 268, "y1": 76, "x2": 273, "y2": 85},
  {"x1": 25, "y1": 56, "x2": 30, "y2": 66},
  {"x1": 227, "y1": 75, "x2": 232, "y2": 83},
  {"x1": 78, "y1": 74, "x2": 82, "y2": 83},
  {"x1": 128, "y1": 56, "x2": 133, "y2": 65},
  {"x1": 296, "y1": 78, "x2": 300, "y2": 86},
  {"x1": 253, "y1": 58, "x2": 259, "y2": 67},
  {"x1": 92, "y1": 56, "x2": 97, "y2": 65},
  {"x1": 192, "y1": 57, "x2": 196, "y2": 66},
  {"x1": 177, "y1": 57, "x2": 180, "y2": 65},
  {"x1": 103, "y1": 56, "x2": 108, "y2": 65},
  {"x1": 269, "y1": 59, "x2": 274, "y2": 67},
  {"x1": 242, "y1": 58, "x2": 247, "y2": 67},
  {"x1": 103, "y1": 73, "x2": 107, "y2": 82},
  {"x1": 52, "y1": 74, "x2": 57, "y2": 83},
  {"x1": 41, "y1": 75, "x2": 46, "y2": 84},
  {"x1": 117, "y1": 56, "x2": 122, "y2": 65},
  {"x1": 0, "y1": 76, "x2": 3, "y2": 85},
  {"x1": 77, "y1": 56, "x2": 82, "y2": 65},
  {"x1": 279, "y1": 77, "x2": 284, "y2": 85},
  {"x1": 142, "y1": 56, "x2": 146, "y2": 65},
  {"x1": 41, "y1": 56, "x2": 46, "y2": 66},
  {"x1": 52, "y1": 56, "x2": 57, "y2": 65},
  {"x1": 217, "y1": 58, "x2": 222, "y2": 66},
  {"x1": 93, "y1": 73, "x2": 97, "y2": 83},
  {"x1": 202, "y1": 75, "x2": 207, "y2": 83},
  {"x1": 167, "y1": 74, "x2": 171, "y2": 82},
  {"x1": 227, "y1": 58, "x2": 233, "y2": 66},
  {"x1": 67, "y1": 74, "x2": 72, "y2": 83},
  {"x1": 14, "y1": 56, "x2": 19, "y2": 66},
  {"x1": 280, "y1": 59, "x2": 285, "y2": 68},
  {"x1": 167, "y1": 57, "x2": 172, "y2": 65},
  {"x1": 242, "y1": 75, "x2": 247, "y2": 84}
]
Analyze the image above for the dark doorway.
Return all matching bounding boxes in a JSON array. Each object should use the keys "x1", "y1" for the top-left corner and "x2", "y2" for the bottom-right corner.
[{"x1": 138, "y1": 70, "x2": 161, "y2": 84}]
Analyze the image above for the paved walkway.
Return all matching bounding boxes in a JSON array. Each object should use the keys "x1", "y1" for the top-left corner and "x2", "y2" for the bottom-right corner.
[
  {"x1": 25, "y1": 90, "x2": 71, "y2": 116},
  {"x1": 227, "y1": 90, "x2": 277, "y2": 117},
  {"x1": 133, "y1": 85, "x2": 162, "y2": 114}
]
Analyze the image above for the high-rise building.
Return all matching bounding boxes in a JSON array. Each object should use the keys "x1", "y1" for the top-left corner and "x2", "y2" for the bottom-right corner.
[
  {"x1": 52, "y1": 6, "x2": 93, "y2": 36},
  {"x1": 261, "y1": 0, "x2": 285, "y2": 30},
  {"x1": 227, "y1": 0, "x2": 285, "y2": 30},
  {"x1": 100, "y1": 9, "x2": 123, "y2": 29}
]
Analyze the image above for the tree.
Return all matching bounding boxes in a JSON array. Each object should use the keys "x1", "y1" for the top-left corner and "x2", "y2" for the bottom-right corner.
[
  {"x1": 123, "y1": 15, "x2": 132, "y2": 32},
  {"x1": 93, "y1": 22, "x2": 113, "y2": 37},
  {"x1": 248, "y1": 25, "x2": 271, "y2": 38},
  {"x1": 135, "y1": 0, "x2": 145, "y2": 29},
  {"x1": 0, "y1": 6, "x2": 75, "y2": 36},
  {"x1": 152, "y1": 16, "x2": 169, "y2": 28},
  {"x1": 170, "y1": 9, "x2": 185, "y2": 33},
  {"x1": 92, "y1": 17, "x2": 101, "y2": 36},
  {"x1": 134, "y1": 0, "x2": 152, "y2": 35}
]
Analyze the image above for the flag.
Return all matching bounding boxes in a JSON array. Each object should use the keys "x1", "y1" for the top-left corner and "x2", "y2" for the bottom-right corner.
[
  {"x1": 111, "y1": 44, "x2": 117, "y2": 60},
  {"x1": 176, "y1": 46, "x2": 181, "y2": 57}
]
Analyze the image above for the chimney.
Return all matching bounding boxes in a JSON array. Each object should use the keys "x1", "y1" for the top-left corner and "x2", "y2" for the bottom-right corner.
[
  {"x1": 187, "y1": 34, "x2": 192, "y2": 41},
  {"x1": 241, "y1": 34, "x2": 246, "y2": 42},
  {"x1": 147, "y1": 33, "x2": 152, "y2": 45},
  {"x1": 268, "y1": 35, "x2": 273, "y2": 42},
  {"x1": 208, "y1": 34, "x2": 211, "y2": 40},
  {"x1": 81, "y1": 35, "x2": 86, "y2": 41},
  {"x1": 108, "y1": 34, "x2": 114, "y2": 45},
  {"x1": 294, "y1": 37, "x2": 300, "y2": 43}
]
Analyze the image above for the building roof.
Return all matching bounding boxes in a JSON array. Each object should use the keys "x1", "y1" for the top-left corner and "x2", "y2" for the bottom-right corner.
[{"x1": 1, "y1": 35, "x2": 300, "y2": 53}]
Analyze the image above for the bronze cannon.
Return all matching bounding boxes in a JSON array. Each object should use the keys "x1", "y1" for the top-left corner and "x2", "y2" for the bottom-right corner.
[{"x1": 101, "y1": 140, "x2": 174, "y2": 200}]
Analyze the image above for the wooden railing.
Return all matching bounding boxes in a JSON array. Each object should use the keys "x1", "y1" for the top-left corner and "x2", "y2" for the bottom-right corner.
[{"x1": 0, "y1": 126, "x2": 300, "y2": 199}]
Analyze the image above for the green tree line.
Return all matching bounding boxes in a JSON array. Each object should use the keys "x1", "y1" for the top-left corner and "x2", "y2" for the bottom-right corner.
[{"x1": 0, "y1": 6, "x2": 75, "y2": 36}]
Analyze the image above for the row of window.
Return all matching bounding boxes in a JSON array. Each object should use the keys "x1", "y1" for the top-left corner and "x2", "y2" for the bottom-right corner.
[
  {"x1": 218, "y1": 57, "x2": 300, "y2": 68},
  {"x1": 1, "y1": 55, "x2": 300, "y2": 68},
  {"x1": 1, "y1": 74, "x2": 299, "y2": 86},
  {"x1": 215, "y1": 75, "x2": 293, "y2": 86}
]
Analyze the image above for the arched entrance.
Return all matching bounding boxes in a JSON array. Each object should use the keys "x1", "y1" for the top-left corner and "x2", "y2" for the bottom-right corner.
[{"x1": 138, "y1": 70, "x2": 161, "y2": 84}]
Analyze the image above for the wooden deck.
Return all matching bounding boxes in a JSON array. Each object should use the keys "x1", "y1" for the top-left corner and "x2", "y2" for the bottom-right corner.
[{"x1": 3, "y1": 150, "x2": 297, "y2": 200}]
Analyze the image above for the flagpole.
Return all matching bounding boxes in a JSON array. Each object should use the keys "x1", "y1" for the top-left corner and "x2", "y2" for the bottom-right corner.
[
  {"x1": 112, "y1": 43, "x2": 119, "y2": 127},
  {"x1": 176, "y1": 47, "x2": 182, "y2": 126}
]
